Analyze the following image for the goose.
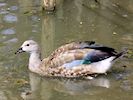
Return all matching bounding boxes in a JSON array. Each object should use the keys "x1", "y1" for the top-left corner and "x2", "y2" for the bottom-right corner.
[{"x1": 15, "y1": 40, "x2": 125, "y2": 78}]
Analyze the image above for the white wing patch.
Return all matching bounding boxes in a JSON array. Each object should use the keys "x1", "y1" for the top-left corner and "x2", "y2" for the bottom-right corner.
[{"x1": 90, "y1": 57, "x2": 115, "y2": 73}]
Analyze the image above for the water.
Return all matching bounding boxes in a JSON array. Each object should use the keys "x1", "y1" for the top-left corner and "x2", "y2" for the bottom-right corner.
[{"x1": 0, "y1": 0, "x2": 133, "y2": 100}]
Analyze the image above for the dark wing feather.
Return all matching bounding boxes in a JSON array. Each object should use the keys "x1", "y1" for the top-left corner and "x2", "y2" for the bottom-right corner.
[
  {"x1": 81, "y1": 45, "x2": 118, "y2": 64},
  {"x1": 83, "y1": 51, "x2": 112, "y2": 64},
  {"x1": 82, "y1": 45, "x2": 118, "y2": 64},
  {"x1": 84, "y1": 46, "x2": 117, "y2": 55}
]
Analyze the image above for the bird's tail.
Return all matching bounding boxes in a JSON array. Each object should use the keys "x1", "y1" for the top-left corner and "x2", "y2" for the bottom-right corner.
[{"x1": 112, "y1": 49, "x2": 127, "y2": 61}]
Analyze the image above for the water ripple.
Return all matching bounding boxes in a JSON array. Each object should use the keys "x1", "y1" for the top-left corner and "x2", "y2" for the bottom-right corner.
[
  {"x1": 1, "y1": 28, "x2": 15, "y2": 35},
  {"x1": 4, "y1": 38, "x2": 18, "y2": 44},
  {"x1": 0, "y1": 3, "x2": 6, "y2": 7},
  {"x1": 31, "y1": 15, "x2": 40, "y2": 22},
  {"x1": 3, "y1": 14, "x2": 18, "y2": 23},
  {"x1": 0, "y1": 9, "x2": 9, "y2": 14},
  {"x1": 9, "y1": 6, "x2": 18, "y2": 11}
]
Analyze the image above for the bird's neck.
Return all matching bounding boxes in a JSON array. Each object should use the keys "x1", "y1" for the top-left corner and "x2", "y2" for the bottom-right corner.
[{"x1": 29, "y1": 51, "x2": 42, "y2": 73}]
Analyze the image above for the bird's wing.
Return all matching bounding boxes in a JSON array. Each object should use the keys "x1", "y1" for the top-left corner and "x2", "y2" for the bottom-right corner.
[
  {"x1": 42, "y1": 46, "x2": 116, "y2": 69},
  {"x1": 47, "y1": 41, "x2": 95, "y2": 61}
]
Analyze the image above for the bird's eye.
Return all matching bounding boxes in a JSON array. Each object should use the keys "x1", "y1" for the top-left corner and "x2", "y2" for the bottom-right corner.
[{"x1": 26, "y1": 44, "x2": 30, "y2": 46}]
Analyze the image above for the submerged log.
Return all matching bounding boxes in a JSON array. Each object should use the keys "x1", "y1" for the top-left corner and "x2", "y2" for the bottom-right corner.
[{"x1": 42, "y1": 0, "x2": 56, "y2": 11}]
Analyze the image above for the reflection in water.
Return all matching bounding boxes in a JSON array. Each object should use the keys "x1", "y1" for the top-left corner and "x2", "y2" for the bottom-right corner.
[
  {"x1": 41, "y1": 14, "x2": 55, "y2": 57},
  {"x1": 0, "y1": 91, "x2": 7, "y2": 100},
  {"x1": 74, "y1": 0, "x2": 83, "y2": 22},
  {"x1": 21, "y1": 73, "x2": 110, "y2": 100}
]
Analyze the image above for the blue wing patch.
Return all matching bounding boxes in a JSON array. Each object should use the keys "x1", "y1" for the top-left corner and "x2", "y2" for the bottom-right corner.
[
  {"x1": 63, "y1": 60, "x2": 84, "y2": 69},
  {"x1": 83, "y1": 51, "x2": 111, "y2": 64}
]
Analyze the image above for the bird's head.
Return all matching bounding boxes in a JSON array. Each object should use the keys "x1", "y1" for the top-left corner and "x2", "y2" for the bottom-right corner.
[{"x1": 15, "y1": 40, "x2": 40, "y2": 54}]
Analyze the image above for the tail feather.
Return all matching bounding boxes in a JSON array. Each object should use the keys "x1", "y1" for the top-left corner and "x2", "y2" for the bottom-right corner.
[{"x1": 112, "y1": 50, "x2": 127, "y2": 61}]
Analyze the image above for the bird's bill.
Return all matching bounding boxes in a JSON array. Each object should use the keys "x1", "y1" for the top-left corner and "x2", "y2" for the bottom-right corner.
[{"x1": 15, "y1": 47, "x2": 25, "y2": 54}]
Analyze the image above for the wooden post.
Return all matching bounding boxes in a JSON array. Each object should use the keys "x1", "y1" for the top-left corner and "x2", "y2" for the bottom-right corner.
[{"x1": 42, "y1": 0, "x2": 56, "y2": 11}]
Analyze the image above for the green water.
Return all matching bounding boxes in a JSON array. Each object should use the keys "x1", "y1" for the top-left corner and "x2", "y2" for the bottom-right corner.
[{"x1": 0, "y1": 0, "x2": 133, "y2": 100}]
